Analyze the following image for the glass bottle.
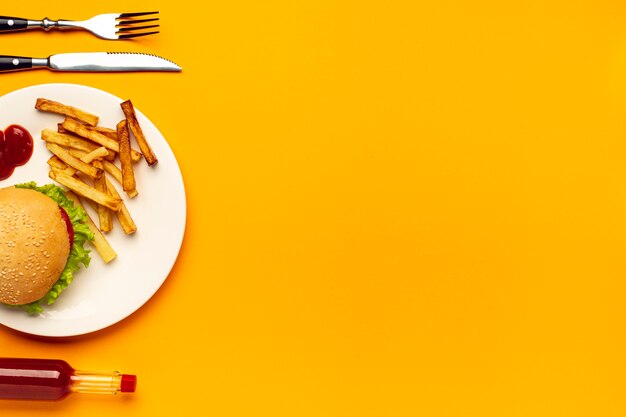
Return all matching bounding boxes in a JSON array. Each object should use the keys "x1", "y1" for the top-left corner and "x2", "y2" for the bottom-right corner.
[{"x1": 0, "y1": 357, "x2": 136, "y2": 400}]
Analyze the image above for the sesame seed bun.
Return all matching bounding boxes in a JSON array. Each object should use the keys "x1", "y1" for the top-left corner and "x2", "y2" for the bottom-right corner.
[{"x1": 0, "y1": 187, "x2": 71, "y2": 305}]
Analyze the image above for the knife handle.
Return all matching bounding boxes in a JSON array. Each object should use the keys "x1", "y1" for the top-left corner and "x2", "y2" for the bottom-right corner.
[
  {"x1": 0, "y1": 16, "x2": 28, "y2": 32},
  {"x1": 0, "y1": 56, "x2": 33, "y2": 72}
]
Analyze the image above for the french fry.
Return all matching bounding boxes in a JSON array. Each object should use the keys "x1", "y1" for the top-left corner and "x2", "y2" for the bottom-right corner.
[
  {"x1": 105, "y1": 178, "x2": 137, "y2": 235},
  {"x1": 117, "y1": 119, "x2": 136, "y2": 194},
  {"x1": 101, "y1": 160, "x2": 122, "y2": 183},
  {"x1": 58, "y1": 121, "x2": 118, "y2": 140},
  {"x1": 68, "y1": 149, "x2": 127, "y2": 194},
  {"x1": 61, "y1": 118, "x2": 119, "y2": 151},
  {"x1": 120, "y1": 100, "x2": 158, "y2": 166},
  {"x1": 81, "y1": 147, "x2": 109, "y2": 163},
  {"x1": 65, "y1": 191, "x2": 117, "y2": 263},
  {"x1": 35, "y1": 98, "x2": 99, "y2": 126},
  {"x1": 69, "y1": 148, "x2": 95, "y2": 161},
  {"x1": 61, "y1": 166, "x2": 77, "y2": 176},
  {"x1": 52, "y1": 165, "x2": 109, "y2": 218},
  {"x1": 102, "y1": 160, "x2": 139, "y2": 198},
  {"x1": 51, "y1": 148, "x2": 106, "y2": 178},
  {"x1": 94, "y1": 126, "x2": 118, "y2": 139},
  {"x1": 47, "y1": 156, "x2": 79, "y2": 177},
  {"x1": 46, "y1": 142, "x2": 102, "y2": 179},
  {"x1": 83, "y1": 184, "x2": 136, "y2": 236},
  {"x1": 47, "y1": 155, "x2": 68, "y2": 171},
  {"x1": 42, "y1": 129, "x2": 116, "y2": 161},
  {"x1": 49, "y1": 170, "x2": 122, "y2": 212},
  {"x1": 42, "y1": 129, "x2": 71, "y2": 146},
  {"x1": 61, "y1": 118, "x2": 142, "y2": 161},
  {"x1": 92, "y1": 161, "x2": 112, "y2": 233}
]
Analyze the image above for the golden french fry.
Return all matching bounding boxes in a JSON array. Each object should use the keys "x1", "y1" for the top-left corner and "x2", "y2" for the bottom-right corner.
[
  {"x1": 121, "y1": 100, "x2": 157, "y2": 166},
  {"x1": 59, "y1": 121, "x2": 118, "y2": 140},
  {"x1": 101, "y1": 160, "x2": 139, "y2": 198},
  {"x1": 62, "y1": 118, "x2": 142, "y2": 161},
  {"x1": 75, "y1": 148, "x2": 107, "y2": 166},
  {"x1": 84, "y1": 189, "x2": 134, "y2": 234},
  {"x1": 65, "y1": 191, "x2": 117, "y2": 264},
  {"x1": 35, "y1": 98, "x2": 99, "y2": 126},
  {"x1": 82, "y1": 147, "x2": 109, "y2": 163},
  {"x1": 47, "y1": 155, "x2": 68, "y2": 171},
  {"x1": 61, "y1": 118, "x2": 119, "y2": 151},
  {"x1": 69, "y1": 146, "x2": 116, "y2": 164},
  {"x1": 56, "y1": 148, "x2": 107, "y2": 177},
  {"x1": 49, "y1": 170, "x2": 121, "y2": 212},
  {"x1": 92, "y1": 161, "x2": 112, "y2": 233},
  {"x1": 60, "y1": 166, "x2": 76, "y2": 176},
  {"x1": 48, "y1": 166, "x2": 66, "y2": 178},
  {"x1": 46, "y1": 142, "x2": 102, "y2": 179},
  {"x1": 42, "y1": 129, "x2": 82, "y2": 148},
  {"x1": 117, "y1": 119, "x2": 136, "y2": 193},
  {"x1": 95, "y1": 126, "x2": 118, "y2": 139},
  {"x1": 105, "y1": 177, "x2": 137, "y2": 235},
  {"x1": 102, "y1": 159, "x2": 122, "y2": 183},
  {"x1": 69, "y1": 148, "x2": 94, "y2": 161},
  {"x1": 47, "y1": 156, "x2": 78, "y2": 177},
  {"x1": 42, "y1": 129, "x2": 72, "y2": 146},
  {"x1": 43, "y1": 129, "x2": 117, "y2": 161}
]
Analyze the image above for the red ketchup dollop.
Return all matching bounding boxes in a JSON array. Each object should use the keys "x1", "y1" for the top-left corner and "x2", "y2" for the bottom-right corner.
[
  {"x1": 0, "y1": 124, "x2": 33, "y2": 181},
  {"x1": 59, "y1": 206, "x2": 74, "y2": 249}
]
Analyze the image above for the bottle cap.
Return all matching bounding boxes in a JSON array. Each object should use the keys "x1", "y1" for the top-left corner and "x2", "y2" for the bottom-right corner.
[{"x1": 120, "y1": 374, "x2": 137, "y2": 393}]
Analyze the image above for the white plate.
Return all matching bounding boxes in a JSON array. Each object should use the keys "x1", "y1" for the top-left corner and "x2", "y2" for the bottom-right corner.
[{"x1": 0, "y1": 83, "x2": 186, "y2": 337}]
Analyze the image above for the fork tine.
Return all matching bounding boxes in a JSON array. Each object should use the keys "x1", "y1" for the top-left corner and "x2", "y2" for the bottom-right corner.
[
  {"x1": 117, "y1": 25, "x2": 160, "y2": 33},
  {"x1": 117, "y1": 18, "x2": 159, "y2": 26},
  {"x1": 118, "y1": 31, "x2": 159, "y2": 40},
  {"x1": 119, "y1": 11, "x2": 159, "y2": 18}
]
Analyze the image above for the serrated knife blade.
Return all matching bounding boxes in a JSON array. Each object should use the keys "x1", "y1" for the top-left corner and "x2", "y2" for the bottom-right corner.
[{"x1": 0, "y1": 52, "x2": 182, "y2": 72}]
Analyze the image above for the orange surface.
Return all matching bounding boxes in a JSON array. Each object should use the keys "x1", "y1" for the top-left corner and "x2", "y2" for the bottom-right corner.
[{"x1": 3, "y1": 0, "x2": 626, "y2": 415}]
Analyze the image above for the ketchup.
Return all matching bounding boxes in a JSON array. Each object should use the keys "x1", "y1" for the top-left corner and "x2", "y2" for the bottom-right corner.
[
  {"x1": 0, "y1": 124, "x2": 33, "y2": 181},
  {"x1": 0, "y1": 358, "x2": 137, "y2": 401},
  {"x1": 0, "y1": 358, "x2": 73, "y2": 400}
]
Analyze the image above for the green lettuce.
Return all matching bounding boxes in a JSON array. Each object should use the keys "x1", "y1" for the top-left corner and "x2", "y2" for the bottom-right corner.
[{"x1": 11, "y1": 182, "x2": 94, "y2": 315}]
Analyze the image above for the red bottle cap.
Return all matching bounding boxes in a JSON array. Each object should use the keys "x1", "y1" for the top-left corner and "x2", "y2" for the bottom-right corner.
[{"x1": 120, "y1": 374, "x2": 137, "y2": 393}]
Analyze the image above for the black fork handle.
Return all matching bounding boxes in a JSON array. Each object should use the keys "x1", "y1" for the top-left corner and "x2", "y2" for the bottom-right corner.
[
  {"x1": 0, "y1": 17, "x2": 28, "y2": 32},
  {"x1": 0, "y1": 56, "x2": 33, "y2": 72}
]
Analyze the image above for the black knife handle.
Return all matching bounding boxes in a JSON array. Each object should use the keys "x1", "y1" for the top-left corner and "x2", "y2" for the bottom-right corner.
[
  {"x1": 0, "y1": 16, "x2": 28, "y2": 32},
  {"x1": 0, "y1": 56, "x2": 33, "y2": 72}
]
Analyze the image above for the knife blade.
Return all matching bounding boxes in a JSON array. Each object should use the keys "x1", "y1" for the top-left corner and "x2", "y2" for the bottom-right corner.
[{"x1": 0, "y1": 52, "x2": 182, "y2": 72}]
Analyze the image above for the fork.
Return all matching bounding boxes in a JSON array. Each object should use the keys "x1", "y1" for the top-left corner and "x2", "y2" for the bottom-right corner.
[{"x1": 0, "y1": 12, "x2": 159, "y2": 40}]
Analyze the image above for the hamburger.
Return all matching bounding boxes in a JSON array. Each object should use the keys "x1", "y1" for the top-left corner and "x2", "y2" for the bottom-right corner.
[{"x1": 0, "y1": 183, "x2": 93, "y2": 315}]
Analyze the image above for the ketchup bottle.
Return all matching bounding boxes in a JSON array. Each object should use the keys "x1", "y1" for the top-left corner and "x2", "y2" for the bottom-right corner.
[{"x1": 0, "y1": 358, "x2": 136, "y2": 400}]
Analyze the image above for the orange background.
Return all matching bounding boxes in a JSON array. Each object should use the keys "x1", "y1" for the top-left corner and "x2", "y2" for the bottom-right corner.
[{"x1": 2, "y1": 1, "x2": 626, "y2": 415}]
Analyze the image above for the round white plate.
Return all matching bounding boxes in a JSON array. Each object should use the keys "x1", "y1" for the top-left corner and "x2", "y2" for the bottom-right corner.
[{"x1": 0, "y1": 83, "x2": 186, "y2": 337}]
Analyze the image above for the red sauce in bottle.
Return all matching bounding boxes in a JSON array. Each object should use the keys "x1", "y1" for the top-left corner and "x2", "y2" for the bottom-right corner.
[
  {"x1": 0, "y1": 358, "x2": 136, "y2": 401},
  {"x1": 0, "y1": 358, "x2": 73, "y2": 400},
  {"x1": 0, "y1": 124, "x2": 34, "y2": 181}
]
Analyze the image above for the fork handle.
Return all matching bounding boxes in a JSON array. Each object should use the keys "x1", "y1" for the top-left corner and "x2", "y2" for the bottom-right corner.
[{"x1": 0, "y1": 16, "x2": 28, "y2": 32}]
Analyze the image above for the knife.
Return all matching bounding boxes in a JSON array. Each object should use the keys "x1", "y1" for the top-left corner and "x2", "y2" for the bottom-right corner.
[{"x1": 0, "y1": 52, "x2": 182, "y2": 72}]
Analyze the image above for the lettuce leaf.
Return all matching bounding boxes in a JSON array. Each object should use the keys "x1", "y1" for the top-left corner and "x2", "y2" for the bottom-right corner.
[{"x1": 11, "y1": 182, "x2": 94, "y2": 315}]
